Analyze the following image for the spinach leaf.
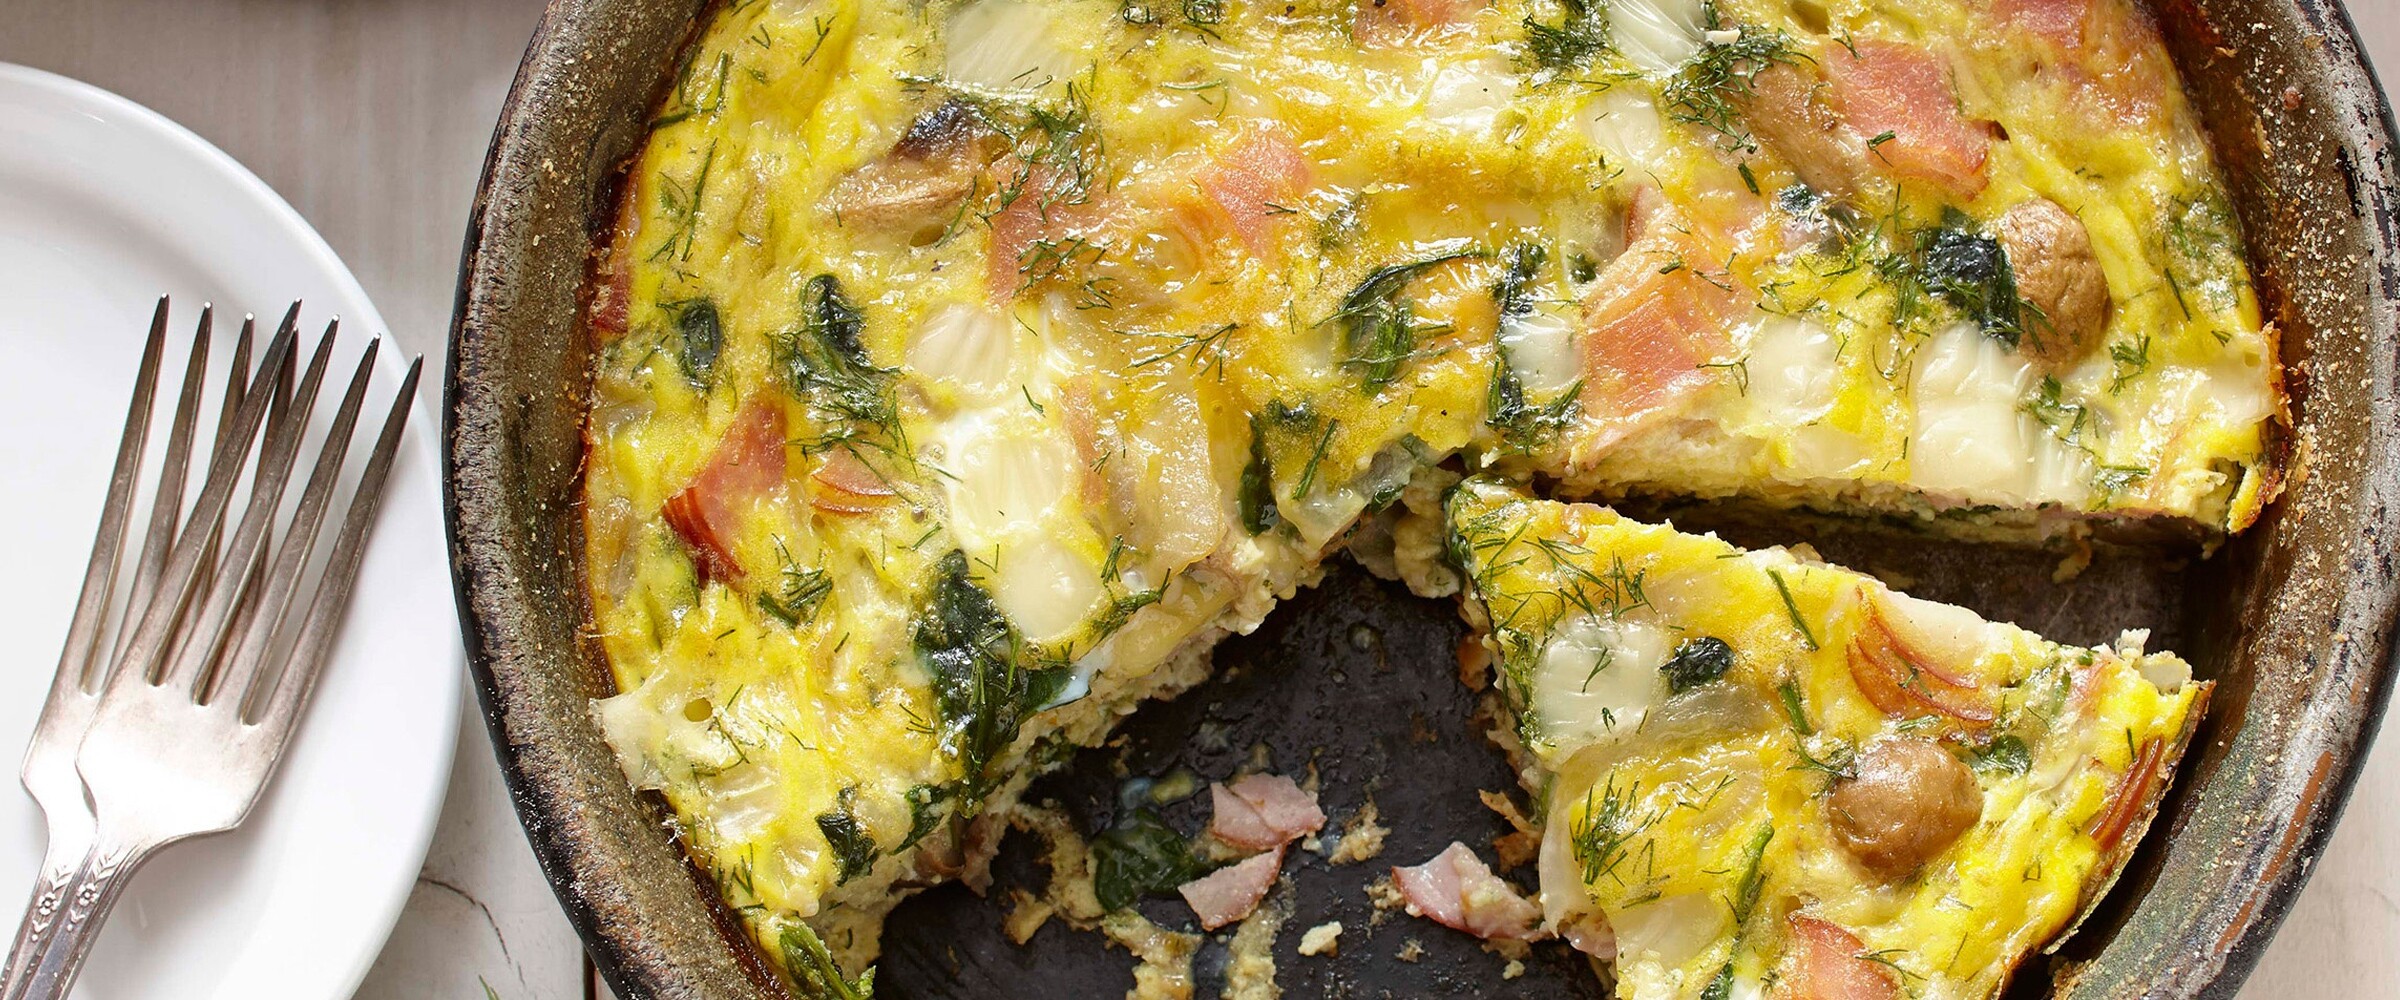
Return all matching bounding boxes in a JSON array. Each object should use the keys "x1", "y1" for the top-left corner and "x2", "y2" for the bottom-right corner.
[
  {"x1": 817, "y1": 796, "x2": 878, "y2": 886},
  {"x1": 778, "y1": 274, "x2": 896, "y2": 430},
  {"x1": 1239, "y1": 414, "x2": 1280, "y2": 534},
  {"x1": 1662, "y1": 636, "x2": 1735, "y2": 693},
  {"x1": 1487, "y1": 242, "x2": 1581, "y2": 448},
  {"x1": 778, "y1": 921, "x2": 877, "y2": 1000},
  {"x1": 1331, "y1": 244, "x2": 1484, "y2": 394},
  {"x1": 915, "y1": 551, "x2": 1061, "y2": 804},
  {"x1": 1918, "y1": 208, "x2": 2026, "y2": 347},
  {"x1": 1968, "y1": 734, "x2": 2032, "y2": 776},
  {"x1": 669, "y1": 297, "x2": 723, "y2": 390},
  {"x1": 1091, "y1": 808, "x2": 1209, "y2": 912}
]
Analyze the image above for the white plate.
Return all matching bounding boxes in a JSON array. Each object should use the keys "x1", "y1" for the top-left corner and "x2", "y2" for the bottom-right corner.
[{"x1": 0, "y1": 65, "x2": 459, "y2": 998}]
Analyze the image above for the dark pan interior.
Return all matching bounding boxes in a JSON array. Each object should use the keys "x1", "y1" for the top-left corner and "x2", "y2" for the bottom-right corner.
[{"x1": 444, "y1": 1, "x2": 2400, "y2": 997}]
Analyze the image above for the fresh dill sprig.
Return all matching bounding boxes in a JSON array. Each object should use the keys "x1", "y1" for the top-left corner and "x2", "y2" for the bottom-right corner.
[{"x1": 1661, "y1": 8, "x2": 1802, "y2": 154}]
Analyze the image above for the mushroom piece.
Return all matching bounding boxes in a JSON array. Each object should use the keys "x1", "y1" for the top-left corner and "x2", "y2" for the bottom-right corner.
[
  {"x1": 826, "y1": 97, "x2": 1005, "y2": 240},
  {"x1": 1824, "y1": 736, "x2": 1983, "y2": 878},
  {"x1": 1994, "y1": 197, "x2": 2111, "y2": 370}
]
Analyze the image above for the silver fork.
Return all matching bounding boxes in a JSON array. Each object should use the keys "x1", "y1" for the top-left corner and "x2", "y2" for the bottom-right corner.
[{"x1": 1, "y1": 298, "x2": 420, "y2": 1000}]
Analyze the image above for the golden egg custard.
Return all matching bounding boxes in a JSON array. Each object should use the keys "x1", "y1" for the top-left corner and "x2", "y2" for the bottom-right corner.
[
  {"x1": 576, "y1": 0, "x2": 2269, "y2": 992},
  {"x1": 1445, "y1": 476, "x2": 2205, "y2": 1000}
]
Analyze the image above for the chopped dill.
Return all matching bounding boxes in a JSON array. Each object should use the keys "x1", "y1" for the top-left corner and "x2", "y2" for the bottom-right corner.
[
  {"x1": 1522, "y1": 0, "x2": 1610, "y2": 80},
  {"x1": 1330, "y1": 244, "x2": 1486, "y2": 394},
  {"x1": 1766, "y1": 567, "x2": 1820, "y2": 650},
  {"x1": 1661, "y1": 9, "x2": 1802, "y2": 154}
]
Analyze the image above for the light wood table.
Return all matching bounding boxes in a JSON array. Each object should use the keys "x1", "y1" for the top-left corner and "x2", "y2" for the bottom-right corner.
[{"x1": 2, "y1": 3, "x2": 2392, "y2": 998}]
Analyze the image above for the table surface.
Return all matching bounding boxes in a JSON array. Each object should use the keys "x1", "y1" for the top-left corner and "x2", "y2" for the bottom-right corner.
[{"x1": 2, "y1": 2, "x2": 2394, "y2": 998}]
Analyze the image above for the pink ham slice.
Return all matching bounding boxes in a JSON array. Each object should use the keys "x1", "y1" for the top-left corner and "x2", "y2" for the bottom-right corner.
[
  {"x1": 1207, "y1": 774, "x2": 1327, "y2": 851},
  {"x1": 1178, "y1": 845, "x2": 1284, "y2": 931},
  {"x1": 1824, "y1": 40, "x2": 1991, "y2": 199},
  {"x1": 1391, "y1": 841, "x2": 1545, "y2": 942},
  {"x1": 1572, "y1": 231, "x2": 1744, "y2": 455},
  {"x1": 1192, "y1": 126, "x2": 1312, "y2": 256},
  {"x1": 1354, "y1": 0, "x2": 1486, "y2": 48},
  {"x1": 1772, "y1": 915, "x2": 1901, "y2": 1000},
  {"x1": 661, "y1": 399, "x2": 788, "y2": 584}
]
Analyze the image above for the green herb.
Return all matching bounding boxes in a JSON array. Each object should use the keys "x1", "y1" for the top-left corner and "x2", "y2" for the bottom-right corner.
[
  {"x1": 1091, "y1": 808, "x2": 1209, "y2": 912},
  {"x1": 1778, "y1": 678, "x2": 1813, "y2": 735},
  {"x1": 915, "y1": 551, "x2": 1060, "y2": 803},
  {"x1": 1766, "y1": 568, "x2": 1820, "y2": 650},
  {"x1": 1330, "y1": 244, "x2": 1485, "y2": 394},
  {"x1": 1239, "y1": 415, "x2": 1280, "y2": 534},
  {"x1": 661, "y1": 297, "x2": 724, "y2": 390},
  {"x1": 1662, "y1": 9, "x2": 1801, "y2": 153},
  {"x1": 1700, "y1": 963, "x2": 1736, "y2": 1000},
  {"x1": 898, "y1": 783, "x2": 955, "y2": 853},
  {"x1": 1522, "y1": 0, "x2": 1610, "y2": 79},
  {"x1": 649, "y1": 140, "x2": 719, "y2": 269},
  {"x1": 777, "y1": 274, "x2": 898, "y2": 433},
  {"x1": 2107, "y1": 331, "x2": 2152, "y2": 394},
  {"x1": 1918, "y1": 207, "x2": 2027, "y2": 347},
  {"x1": 1662, "y1": 636, "x2": 1735, "y2": 694},
  {"x1": 1120, "y1": 0, "x2": 1224, "y2": 35},
  {"x1": 817, "y1": 796, "x2": 878, "y2": 885},
  {"x1": 758, "y1": 566, "x2": 832, "y2": 626},
  {"x1": 1484, "y1": 242, "x2": 1586, "y2": 449},
  {"x1": 1129, "y1": 322, "x2": 1237, "y2": 379},
  {"x1": 1570, "y1": 776, "x2": 1661, "y2": 887},
  {"x1": 1968, "y1": 734, "x2": 2032, "y2": 775},
  {"x1": 778, "y1": 921, "x2": 876, "y2": 999},
  {"x1": 1729, "y1": 822, "x2": 1774, "y2": 923},
  {"x1": 1290, "y1": 418, "x2": 1340, "y2": 501}
]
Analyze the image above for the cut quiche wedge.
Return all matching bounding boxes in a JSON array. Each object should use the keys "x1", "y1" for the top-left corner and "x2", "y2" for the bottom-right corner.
[
  {"x1": 1443, "y1": 477, "x2": 2208, "y2": 1000},
  {"x1": 573, "y1": 0, "x2": 2270, "y2": 991}
]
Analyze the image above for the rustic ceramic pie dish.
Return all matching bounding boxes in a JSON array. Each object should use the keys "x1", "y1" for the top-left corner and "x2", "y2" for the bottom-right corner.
[{"x1": 444, "y1": 0, "x2": 2400, "y2": 996}]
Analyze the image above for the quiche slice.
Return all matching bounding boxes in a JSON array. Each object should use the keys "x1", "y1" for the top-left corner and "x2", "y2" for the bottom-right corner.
[{"x1": 1442, "y1": 477, "x2": 2207, "y2": 1000}]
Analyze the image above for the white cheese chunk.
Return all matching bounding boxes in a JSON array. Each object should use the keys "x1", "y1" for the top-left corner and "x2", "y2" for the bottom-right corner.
[
  {"x1": 1528, "y1": 614, "x2": 1673, "y2": 756},
  {"x1": 1608, "y1": 0, "x2": 1707, "y2": 75},
  {"x1": 945, "y1": 0, "x2": 1081, "y2": 95},
  {"x1": 1423, "y1": 57, "x2": 1520, "y2": 133}
]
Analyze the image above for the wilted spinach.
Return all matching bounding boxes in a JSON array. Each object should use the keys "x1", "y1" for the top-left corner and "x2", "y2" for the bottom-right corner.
[
  {"x1": 1330, "y1": 244, "x2": 1484, "y2": 394},
  {"x1": 1091, "y1": 807, "x2": 1209, "y2": 912},
  {"x1": 915, "y1": 551, "x2": 1063, "y2": 804}
]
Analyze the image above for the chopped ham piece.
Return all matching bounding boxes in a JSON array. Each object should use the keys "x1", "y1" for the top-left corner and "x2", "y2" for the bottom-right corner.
[
  {"x1": 1192, "y1": 126, "x2": 1313, "y2": 255},
  {"x1": 1354, "y1": 0, "x2": 1485, "y2": 48},
  {"x1": 1773, "y1": 915, "x2": 1901, "y2": 1000},
  {"x1": 1573, "y1": 234, "x2": 1743, "y2": 453},
  {"x1": 1208, "y1": 773, "x2": 1328, "y2": 851},
  {"x1": 661, "y1": 399, "x2": 788, "y2": 584},
  {"x1": 1824, "y1": 40, "x2": 1990, "y2": 199},
  {"x1": 807, "y1": 446, "x2": 898, "y2": 514},
  {"x1": 986, "y1": 167, "x2": 1109, "y2": 301},
  {"x1": 1179, "y1": 846, "x2": 1284, "y2": 930},
  {"x1": 2088, "y1": 736, "x2": 2168, "y2": 853},
  {"x1": 1994, "y1": 0, "x2": 2090, "y2": 47},
  {"x1": 1390, "y1": 841, "x2": 1545, "y2": 941}
]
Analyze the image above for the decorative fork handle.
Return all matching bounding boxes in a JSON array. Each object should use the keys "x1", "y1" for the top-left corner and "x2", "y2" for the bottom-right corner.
[{"x1": 0, "y1": 834, "x2": 156, "y2": 1000}]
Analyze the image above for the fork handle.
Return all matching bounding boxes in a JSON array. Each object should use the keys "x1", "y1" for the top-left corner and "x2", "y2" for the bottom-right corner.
[
  {"x1": 0, "y1": 827, "x2": 93, "y2": 999},
  {"x1": 0, "y1": 836, "x2": 155, "y2": 1000}
]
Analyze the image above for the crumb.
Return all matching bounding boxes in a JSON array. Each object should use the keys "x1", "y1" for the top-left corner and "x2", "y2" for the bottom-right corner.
[
  {"x1": 1326, "y1": 798, "x2": 1389, "y2": 865},
  {"x1": 1503, "y1": 959, "x2": 1526, "y2": 980},
  {"x1": 1222, "y1": 884, "x2": 1293, "y2": 1000},
  {"x1": 1002, "y1": 888, "x2": 1054, "y2": 945},
  {"x1": 1364, "y1": 874, "x2": 1406, "y2": 928},
  {"x1": 1396, "y1": 938, "x2": 1425, "y2": 963},
  {"x1": 2052, "y1": 537, "x2": 2094, "y2": 583},
  {"x1": 1456, "y1": 636, "x2": 1493, "y2": 690},
  {"x1": 1298, "y1": 921, "x2": 1343, "y2": 957},
  {"x1": 1478, "y1": 790, "x2": 1540, "y2": 869}
]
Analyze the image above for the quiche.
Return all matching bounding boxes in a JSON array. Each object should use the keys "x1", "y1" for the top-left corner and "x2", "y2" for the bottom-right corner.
[
  {"x1": 574, "y1": 0, "x2": 2272, "y2": 993},
  {"x1": 1443, "y1": 477, "x2": 2206, "y2": 1000}
]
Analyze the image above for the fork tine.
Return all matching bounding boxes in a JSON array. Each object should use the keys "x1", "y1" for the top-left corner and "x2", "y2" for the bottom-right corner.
[
  {"x1": 153, "y1": 317, "x2": 340, "y2": 692},
  {"x1": 249, "y1": 355, "x2": 419, "y2": 731},
  {"x1": 108, "y1": 314, "x2": 299, "y2": 689},
  {"x1": 110, "y1": 306, "x2": 214, "y2": 671},
  {"x1": 197, "y1": 529, "x2": 273, "y2": 705},
  {"x1": 51, "y1": 297, "x2": 171, "y2": 697},
  {"x1": 207, "y1": 338, "x2": 379, "y2": 705},
  {"x1": 158, "y1": 315, "x2": 267, "y2": 681}
]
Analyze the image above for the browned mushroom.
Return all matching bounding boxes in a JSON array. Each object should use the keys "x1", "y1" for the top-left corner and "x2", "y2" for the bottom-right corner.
[
  {"x1": 1736, "y1": 62, "x2": 1878, "y2": 197},
  {"x1": 826, "y1": 97, "x2": 1006, "y2": 242},
  {"x1": 1825, "y1": 736, "x2": 1984, "y2": 879},
  {"x1": 1995, "y1": 197, "x2": 2111, "y2": 370}
]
